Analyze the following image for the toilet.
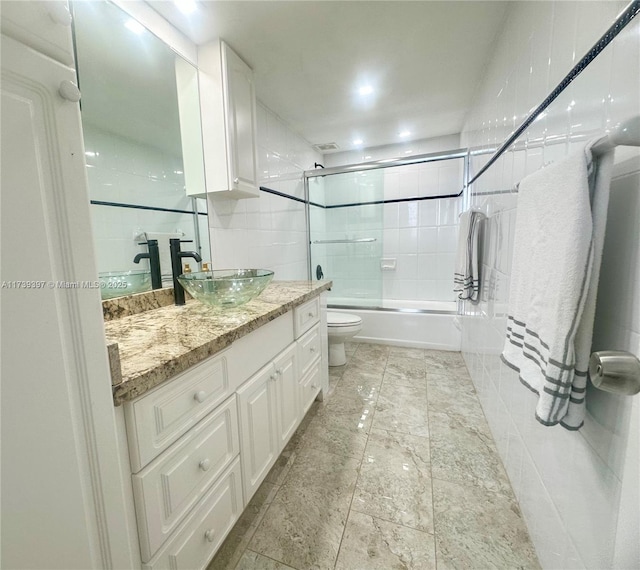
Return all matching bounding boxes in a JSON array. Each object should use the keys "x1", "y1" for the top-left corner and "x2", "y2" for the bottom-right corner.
[{"x1": 327, "y1": 312, "x2": 363, "y2": 366}]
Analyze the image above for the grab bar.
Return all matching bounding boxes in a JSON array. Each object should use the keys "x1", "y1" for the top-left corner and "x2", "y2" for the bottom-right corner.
[{"x1": 312, "y1": 238, "x2": 377, "y2": 244}]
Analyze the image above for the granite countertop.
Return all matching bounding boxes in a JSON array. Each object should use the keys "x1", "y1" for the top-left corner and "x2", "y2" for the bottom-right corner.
[{"x1": 107, "y1": 280, "x2": 332, "y2": 405}]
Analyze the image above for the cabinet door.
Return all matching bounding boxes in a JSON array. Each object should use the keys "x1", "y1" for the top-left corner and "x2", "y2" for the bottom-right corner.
[
  {"x1": 274, "y1": 343, "x2": 300, "y2": 448},
  {"x1": 237, "y1": 362, "x2": 279, "y2": 502},
  {"x1": 222, "y1": 41, "x2": 258, "y2": 196}
]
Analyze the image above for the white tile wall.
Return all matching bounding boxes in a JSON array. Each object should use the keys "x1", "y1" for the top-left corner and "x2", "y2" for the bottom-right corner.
[
  {"x1": 84, "y1": 124, "x2": 208, "y2": 277},
  {"x1": 460, "y1": 3, "x2": 640, "y2": 569},
  {"x1": 207, "y1": 101, "x2": 321, "y2": 279}
]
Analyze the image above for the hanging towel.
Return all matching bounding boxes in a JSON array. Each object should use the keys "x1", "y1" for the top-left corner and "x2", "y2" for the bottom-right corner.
[
  {"x1": 454, "y1": 209, "x2": 483, "y2": 302},
  {"x1": 501, "y1": 140, "x2": 614, "y2": 430}
]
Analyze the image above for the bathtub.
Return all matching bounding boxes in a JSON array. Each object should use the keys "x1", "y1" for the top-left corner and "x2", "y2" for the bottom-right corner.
[{"x1": 329, "y1": 298, "x2": 461, "y2": 351}]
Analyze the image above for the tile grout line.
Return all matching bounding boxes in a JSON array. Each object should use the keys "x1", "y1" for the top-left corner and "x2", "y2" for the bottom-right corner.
[
  {"x1": 332, "y1": 344, "x2": 389, "y2": 570},
  {"x1": 425, "y1": 365, "x2": 440, "y2": 570}
]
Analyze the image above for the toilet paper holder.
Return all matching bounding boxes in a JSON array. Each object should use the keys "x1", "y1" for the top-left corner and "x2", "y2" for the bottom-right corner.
[{"x1": 589, "y1": 351, "x2": 640, "y2": 396}]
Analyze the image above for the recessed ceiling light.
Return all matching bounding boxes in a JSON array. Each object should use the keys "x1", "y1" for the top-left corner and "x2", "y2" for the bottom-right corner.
[
  {"x1": 358, "y1": 85, "x2": 374, "y2": 96},
  {"x1": 174, "y1": 0, "x2": 198, "y2": 14},
  {"x1": 353, "y1": 139, "x2": 364, "y2": 146},
  {"x1": 399, "y1": 130, "x2": 411, "y2": 138},
  {"x1": 125, "y1": 18, "x2": 145, "y2": 35}
]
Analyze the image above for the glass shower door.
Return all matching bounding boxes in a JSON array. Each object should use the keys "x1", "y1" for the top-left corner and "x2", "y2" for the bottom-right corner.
[{"x1": 309, "y1": 169, "x2": 384, "y2": 307}]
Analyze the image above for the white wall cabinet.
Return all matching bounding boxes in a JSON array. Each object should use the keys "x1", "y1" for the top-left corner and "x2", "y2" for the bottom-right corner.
[
  {"x1": 122, "y1": 295, "x2": 328, "y2": 570},
  {"x1": 197, "y1": 39, "x2": 259, "y2": 199}
]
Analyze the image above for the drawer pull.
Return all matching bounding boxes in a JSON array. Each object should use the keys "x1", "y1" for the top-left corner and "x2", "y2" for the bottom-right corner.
[
  {"x1": 204, "y1": 529, "x2": 216, "y2": 542},
  {"x1": 270, "y1": 373, "x2": 277, "y2": 381},
  {"x1": 276, "y1": 369, "x2": 282, "y2": 376},
  {"x1": 199, "y1": 459, "x2": 211, "y2": 472},
  {"x1": 310, "y1": 346, "x2": 316, "y2": 353},
  {"x1": 308, "y1": 311, "x2": 314, "y2": 318},
  {"x1": 194, "y1": 390, "x2": 207, "y2": 403},
  {"x1": 311, "y1": 384, "x2": 318, "y2": 390}
]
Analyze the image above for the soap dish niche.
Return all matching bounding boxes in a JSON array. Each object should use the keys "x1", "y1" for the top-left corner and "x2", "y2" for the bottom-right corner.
[{"x1": 380, "y1": 258, "x2": 396, "y2": 271}]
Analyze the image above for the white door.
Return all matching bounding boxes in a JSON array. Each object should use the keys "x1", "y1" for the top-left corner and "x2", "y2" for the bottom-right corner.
[
  {"x1": 1, "y1": 33, "x2": 133, "y2": 569},
  {"x1": 236, "y1": 362, "x2": 279, "y2": 502},
  {"x1": 274, "y1": 343, "x2": 300, "y2": 448}
]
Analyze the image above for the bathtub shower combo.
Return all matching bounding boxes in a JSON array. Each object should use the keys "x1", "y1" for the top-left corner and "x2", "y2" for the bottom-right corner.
[{"x1": 305, "y1": 150, "x2": 469, "y2": 357}]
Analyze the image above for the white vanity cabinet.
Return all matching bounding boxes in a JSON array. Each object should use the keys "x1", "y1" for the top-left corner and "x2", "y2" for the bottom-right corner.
[
  {"x1": 120, "y1": 293, "x2": 328, "y2": 570},
  {"x1": 197, "y1": 39, "x2": 259, "y2": 199},
  {"x1": 237, "y1": 342, "x2": 300, "y2": 501}
]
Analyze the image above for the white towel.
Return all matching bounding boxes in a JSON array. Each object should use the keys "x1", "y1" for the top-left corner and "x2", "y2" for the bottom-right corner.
[
  {"x1": 454, "y1": 209, "x2": 482, "y2": 302},
  {"x1": 501, "y1": 140, "x2": 614, "y2": 430}
]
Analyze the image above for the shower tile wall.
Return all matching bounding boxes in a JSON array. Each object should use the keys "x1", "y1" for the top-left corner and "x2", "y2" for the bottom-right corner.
[
  {"x1": 460, "y1": 2, "x2": 639, "y2": 569},
  {"x1": 322, "y1": 136, "x2": 464, "y2": 304},
  {"x1": 207, "y1": 101, "x2": 321, "y2": 279},
  {"x1": 84, "y1": 124, "x2": 208, "y2": 276}
]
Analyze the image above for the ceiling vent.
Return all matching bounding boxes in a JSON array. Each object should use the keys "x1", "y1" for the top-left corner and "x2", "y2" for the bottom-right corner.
[{"x1": 313, "y1": 142, "x2": 340, "y2": 152}]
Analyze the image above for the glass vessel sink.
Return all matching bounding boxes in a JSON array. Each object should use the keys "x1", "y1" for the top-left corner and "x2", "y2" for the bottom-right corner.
[
  {"x1": 99, "y1": 270, "x2": 152, "y2": 300},
  {"x1": 178, "y1": 269, "x2": 274, "y2": 308}
]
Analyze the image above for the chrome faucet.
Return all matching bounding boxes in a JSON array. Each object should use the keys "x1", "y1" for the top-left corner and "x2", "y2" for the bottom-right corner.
[
  {"x1": 169, "y1": 238, "x2": 202, "y2": 305},
  {"x1": 133, "y1": 239, "x2": 162, "y2": 290}
]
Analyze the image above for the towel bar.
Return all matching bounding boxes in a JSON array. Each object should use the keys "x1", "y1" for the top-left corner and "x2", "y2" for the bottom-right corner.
[
  {"x1": 589, "y1": 351, "x2": 640, "y2": 395},
  {"x1": 591, "y1": 116, "x2": 640, "y2": 156}
]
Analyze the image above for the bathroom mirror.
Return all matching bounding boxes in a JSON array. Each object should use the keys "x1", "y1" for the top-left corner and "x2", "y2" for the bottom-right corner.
[{"x1": 71, "y1": 0, "x2": 211, "y2": 298}]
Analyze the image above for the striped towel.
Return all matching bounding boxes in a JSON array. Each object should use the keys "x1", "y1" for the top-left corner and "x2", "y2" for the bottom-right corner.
[
  {"x1": 501, "y1": 140, "x2": 614, "y2": 430},
  {"x1": 454, "y1": 209, "x2": 483, "y2": 302}
]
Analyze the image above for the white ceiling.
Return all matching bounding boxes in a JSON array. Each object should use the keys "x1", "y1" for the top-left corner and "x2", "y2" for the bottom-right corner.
[{"x1": 149, "y1": 1, "x2": 510, "y2": 152}]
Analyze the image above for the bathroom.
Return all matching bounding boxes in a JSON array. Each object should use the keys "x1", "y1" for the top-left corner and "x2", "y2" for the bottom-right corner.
[{"x1": 1, "y1": 1, "x2": 639, "y2": 569}]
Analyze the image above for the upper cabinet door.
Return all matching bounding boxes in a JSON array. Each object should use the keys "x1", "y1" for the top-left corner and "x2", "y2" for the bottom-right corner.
[
  {"x1": 197, "y1": 39, "x2": 259, "y2": 199},
  {"x1": 0, "y1": 1, "x2": 75, "y2": 66},
  {"x1": 222, "y1": 43, "x2": 259, "y2": 197}
]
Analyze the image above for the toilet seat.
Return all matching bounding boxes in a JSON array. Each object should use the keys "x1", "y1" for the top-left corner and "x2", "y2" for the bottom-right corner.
[{"x1": 327, "y1": 312, "x2": 362, "y2": 327}]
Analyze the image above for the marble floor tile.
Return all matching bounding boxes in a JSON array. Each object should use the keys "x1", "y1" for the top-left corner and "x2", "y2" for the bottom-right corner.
[
  {"x1": 324, "y1": 382, "x2": 380, "y2": 417},
  {"x1": 340, "y1": 366, "x2": 384, "y2": 390},
  {"x1": 348, "y1": 353, "x2": 388, "y2": 375},
  {"x1": 352, "y1": 429, "x2": 433, "y2": 533},
  {"x1": 249, "y1": 447, "x2": 360, "y2": 569},
  {"x1": 208, "y1": 481, "x2": 280, "y2": 570},
  {"x1": 429, "y1": 411, "x2": 511, "y2": 496},
  {"x1": 426, "y1": 373, "x2": 490, "y2": 433},
  {"x1": 424, "y1": 350, "x2": 469, "y2": 377},
  {"x1": 354, "y1": 342, "x2": 391, "y2": 360},
  {"x1": 235, "y1": 550, "x2": 296, "y2": 570},
  {"x1": 372, "y1": 383, "x2": 430, "y2": 437},
  {"x1": 433, "y1": 478, "x2": 540, "y2": 570},
  {"x1": 389, "y1": 346, "x2": 426, "y2": 359},
  {"x1": 335, "y1": 511, "x2": 436, "y2": 570},
  {"x1": 383, "y1": 355, "x2": 427, "y2": 388},
  {"x1": 299, "y1": 409, "x2": 372, "y2": 459},
  {"x1": 344, "y1": 341, "x2": 359, "y2": 356}
]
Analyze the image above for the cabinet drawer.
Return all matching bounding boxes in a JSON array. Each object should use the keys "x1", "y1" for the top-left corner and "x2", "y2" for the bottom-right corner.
[
  {"x1": 294, "y1": 296, "x2": 320, "y2": 338},
  {"x1": 143, "y1": 458, "x2": 243, "y2": 570},
  {"x1": 300, "y1": 359, "x2": 322, "y2": 415},
  {"x1": 1, "y1": 1, "x2": 75, "y2": 67},
  {"x1": 297, "y1": 323, "x2": 321, "y2": 378},
  {"x1": 125, "y1": 349, "x2": 231, "y2": 471},
  {"x1": 133, "y1": 396, "x2": 239, "y2": 562}
]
